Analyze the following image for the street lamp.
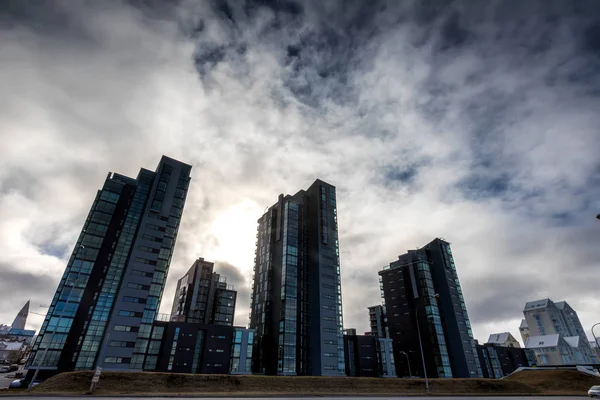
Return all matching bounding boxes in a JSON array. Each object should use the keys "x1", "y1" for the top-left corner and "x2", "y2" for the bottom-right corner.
[
  {"x1": 414, "y1": 293, "x2": 440, "y2": 393},
  {"x1": 398, "y1": 351, "x2": 412, "y2": 377},
  {"x1": 592, "y1": 323, "x2": 600, "y2": 352},
  {"x1": 28, "y1": 245, "x2": 87, "y2": 391}
]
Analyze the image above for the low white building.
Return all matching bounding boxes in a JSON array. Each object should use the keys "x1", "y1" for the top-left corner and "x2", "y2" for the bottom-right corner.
[
  {"x1": 521, "y1": 298, "x2": 598, "y2": 364},
  {"x1": 487, "y1": 332, "x2": 521, "y2": 348},
  {"x1": 0, "y1": 341, "x2": 26, "y2": 363},
  {"x1": 525, "y1": 334, "x2": 593, "y2": 365}
]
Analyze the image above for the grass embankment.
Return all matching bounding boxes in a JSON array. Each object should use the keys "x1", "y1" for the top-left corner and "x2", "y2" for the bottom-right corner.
[
  {"x1": 505, "y1": 368, "x2": 600, "y2": 395},
  {"x1": 14, "y1": 368, "x2": 599, "y2": 396}
]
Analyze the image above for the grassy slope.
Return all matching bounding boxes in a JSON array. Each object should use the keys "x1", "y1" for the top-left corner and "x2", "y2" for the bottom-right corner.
[
  {"x1": 505, "y1": 369, "x2": 600, "y2": 394},
  {"x1": 21, "y1": 369, "x2": 600, "y2": 396},
  {"x1": 31, "y1": 371, "x2": 537, "y2": 395}
]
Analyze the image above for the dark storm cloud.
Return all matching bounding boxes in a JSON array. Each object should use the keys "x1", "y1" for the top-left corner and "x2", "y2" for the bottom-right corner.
[{"x1": 1, "y1": 0, "x2": 600, "y2": 343}]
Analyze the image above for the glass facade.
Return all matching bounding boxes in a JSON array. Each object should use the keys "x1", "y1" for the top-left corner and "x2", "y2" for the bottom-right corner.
[
  {"x1": 29, "y1": 175, "x2": 128, "y2": 370},
  {"x1": 250, "y1": 180, "x2": 345, "y2": 376},
  {"x1": 26, "y1": 156, "x2": 191, "y2": 376},
  {"x1": 416, "y1": 256, "x2": 452, "y2": 378},
  {"x1": 440, "y1": 242, "x2": 482, "y2": 377},
  {"x1": 230, "y1": 328, "x2": 254, "y2": 374},
  {"x1": 279, "y1": 201, "x2": 298, "y2": 375},
  {"x1": 77, "y1": 171, "x2": 153, "y2": 370}
]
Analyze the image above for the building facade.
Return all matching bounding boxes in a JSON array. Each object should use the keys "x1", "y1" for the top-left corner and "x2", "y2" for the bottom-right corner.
[
  {"x1": 368, "y1": 305, "x2": 388, "y2": 338},
  {"x1": 521, "y1": 299, "x2": 599, "y2": 365},
  {"x1": 378, "y1": 238, "x2": 481, "y2": 379},
  {"x1": 249, "y1": 179, "x2": 345, "y2": 376},
  {"x1": 170, "y1": 258, "x2": 237, "y2": 326},
  {"x1": 476, "y1": 341, "x2": 533, "y2": 378},
  {"x1": 519, "y1": 319, "x2": 530, "y2": 344},
  {"x1": 343, "y1": 330, "x2": 396, "y2": 378},
  {"x1": 26, "y1": 156, "x2": 191, "y2": 379},
  {"x1": 138, "y1": 321, "x2": 253, "y2": 374}
]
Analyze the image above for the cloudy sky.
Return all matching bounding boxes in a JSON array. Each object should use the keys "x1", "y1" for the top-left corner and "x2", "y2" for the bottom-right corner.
[{"x1": 1, "y1": 0, "x2": 600, "y2": 345}]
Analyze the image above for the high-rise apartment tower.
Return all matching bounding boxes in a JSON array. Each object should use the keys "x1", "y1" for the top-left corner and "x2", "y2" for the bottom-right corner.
[
  {"x1": 379, "y1": 238, "x2": 481, "y2": 379},
  {"x1": 249, "y1": 179, "x2": 344, "y2": 376},
  {"x1": 170, "y1": 257, "x2": 237, "y2": 326},
  {"x1": 26, "y1": 156, "x2": 191, "y2": 379}
]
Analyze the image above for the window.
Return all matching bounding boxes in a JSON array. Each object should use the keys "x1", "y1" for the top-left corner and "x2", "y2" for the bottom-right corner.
[
  {"x1": 131, "y1": 269, "x2": 153, "y2": 278},
  {"x1": 123, "y1": 296, "x2": 146, "y2": 304},
  {"x1": 104, "y1": 357, "x2": 131, "y2": 364},
  {"x1": 119, "y1": 310, "x2": 142, "y2": 318},
  {"x1": 114, "y1": 325, "x2": 138, "y2": 332},
  {"x1": 324, "y1": 352, "x2": 338, "y2": 357},
  {"x1": 127, "y1": 282, "x2": 150, "y2": 290},
  {"x1": 145, "y1": 223, "x2": 165, "y2": 232},
  {"x1": 135, "y1": 257, "x2": 157, "y2": 265},
  {"x1": 142, "y1": 234, "x2": 163, "y2": 243},
  {"x1": 109, "y1": 341, "x2": 134, "y2": 348}
]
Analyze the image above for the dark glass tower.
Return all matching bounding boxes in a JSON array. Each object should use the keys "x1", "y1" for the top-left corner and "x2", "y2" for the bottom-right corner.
[
  {"x1": 379, "y1": 238, "x2": 481, "y2": 379},
  {"x1": 249, "y1": 179, "x2": 344, "y2": 376},
  {"x1": 26, "y1": 156, "x2": 191, "y2": 378},
  {"x1": 170, "y1": 257, "x2": 237, "y2": 326}
]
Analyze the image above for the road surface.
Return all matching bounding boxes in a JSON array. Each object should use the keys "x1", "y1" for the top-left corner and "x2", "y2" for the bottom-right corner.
[
  {"x1": 0, "y1": 367, "x2": 26, "y2": 389},
  {"x1": 0, "y1": 397, "x2": 587, "y2": 399}
]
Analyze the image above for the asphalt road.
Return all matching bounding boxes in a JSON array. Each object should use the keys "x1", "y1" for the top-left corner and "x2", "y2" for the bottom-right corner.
[
  {"x1": 0, "y1": 368, "x2": 25, "y2": 389},
  {"x1": 0, "y1": 397, "x2": 587, "y2": 399}
]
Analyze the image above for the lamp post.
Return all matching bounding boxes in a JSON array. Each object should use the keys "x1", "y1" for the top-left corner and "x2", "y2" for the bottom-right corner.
[
  {"x1": 28, "y1": 245, "x2": 87, "y2": 391},
  {"x1": 592, "y1": 323, "x2": 600, "y2": 352},
  {"x1": 414, "y1": 293, "x2": 440, "y2": 393},
  {"x1": 399, "y1": 351, "x2": 412, "y2": 377}
]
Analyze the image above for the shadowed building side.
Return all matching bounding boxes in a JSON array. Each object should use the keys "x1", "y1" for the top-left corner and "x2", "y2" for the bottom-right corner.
[{"x1": 249, "y1": 179, "x2": 344, "y2": 376}]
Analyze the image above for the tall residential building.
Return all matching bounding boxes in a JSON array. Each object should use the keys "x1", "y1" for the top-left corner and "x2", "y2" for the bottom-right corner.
[
  {"x1": 521, "y1": 298, "x2": 599, "y2": 364},
  {"x1": 26, "y1": 156, "x2": 191, "y2": 379},
  {"x1": 378, "y1": 238, "x2": 481, "y2": 379},
  {"x1": 249, "y1": 179, "x2": 344, "y2": 376},
  {"x1": 10, "y1": 301, "x2": 30, "y2": 331},
  {"x1": 170, "y1": 258, "x2": 237, "y2": 326},
  {"x1": 367, "y1": 305, "x2": 388, "y2": 338}
]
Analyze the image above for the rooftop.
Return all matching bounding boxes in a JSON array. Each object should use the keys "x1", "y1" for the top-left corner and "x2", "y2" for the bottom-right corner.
[
  {"x1": 525, "y1": 334, "x2": 560, "y2": 349},
  {"x1": 524, "y1": 298, "x2": 551, "y2": 311},
  {"x1": 487, "y1": 332, "x2": 515, "y2": 345}
]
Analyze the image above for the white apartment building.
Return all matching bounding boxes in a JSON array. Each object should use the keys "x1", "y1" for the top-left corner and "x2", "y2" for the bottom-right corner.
[{"x1": 520, "y1": 298, "x2": 599, "y2": 365}]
